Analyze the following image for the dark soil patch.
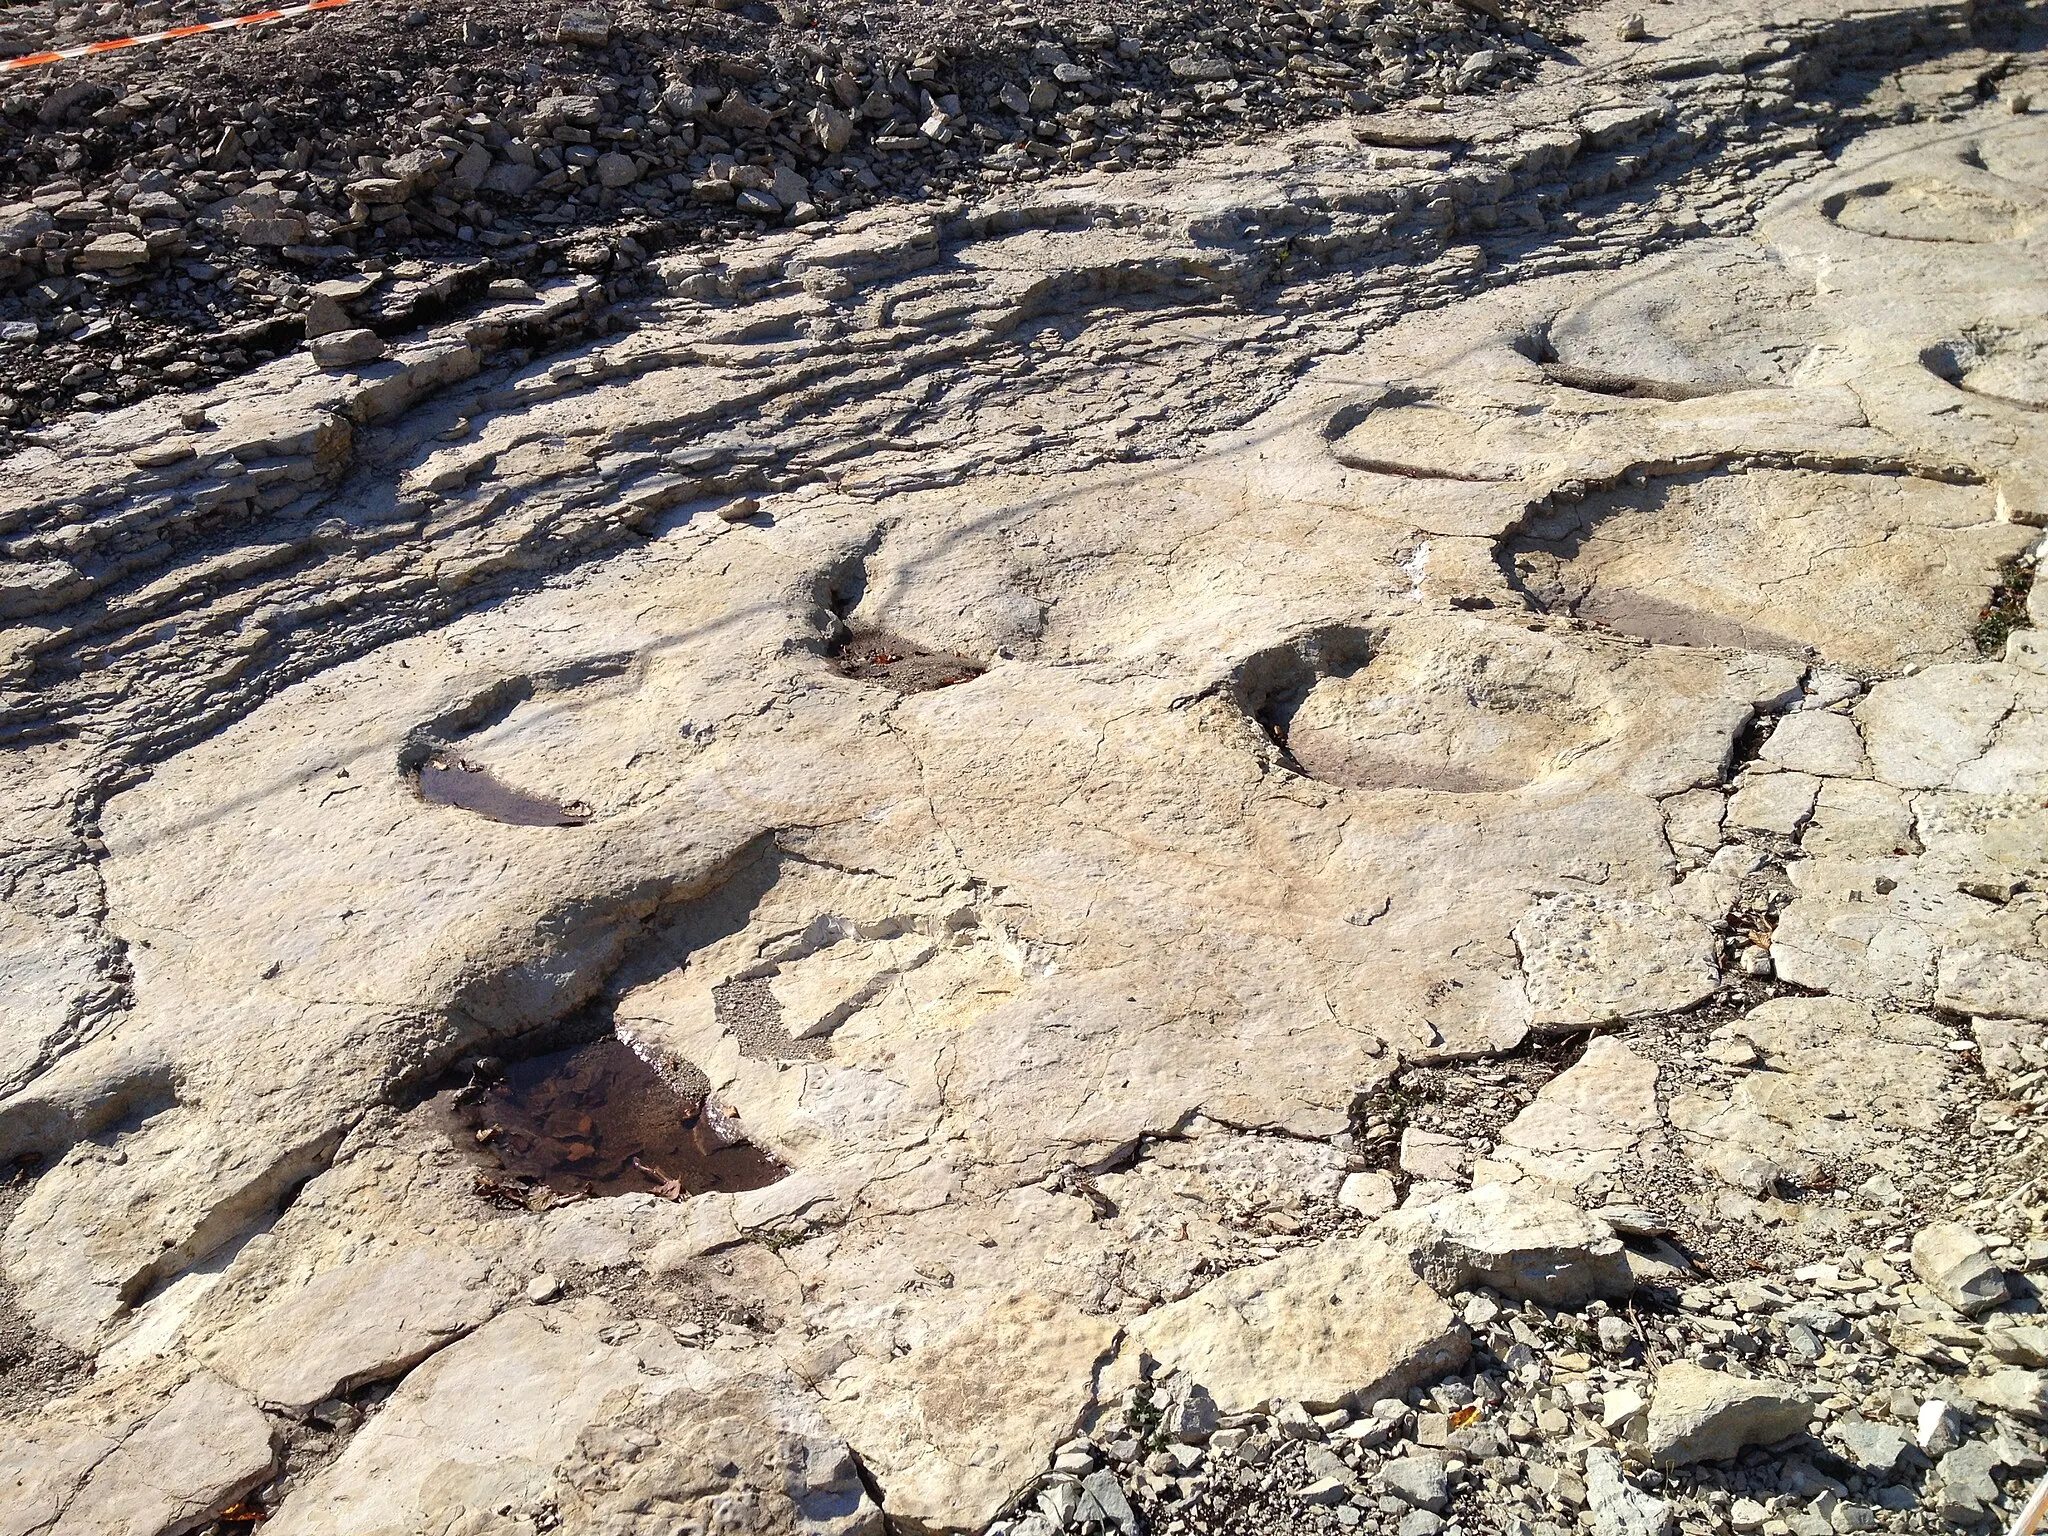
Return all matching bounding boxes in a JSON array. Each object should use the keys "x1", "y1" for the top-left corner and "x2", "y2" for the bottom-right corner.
[
  {"x1": 834, "y1": 629, "x2": 983, "y2": 693},
  {"x1": 439, "y1": 1033, "x2": 785, "y2": 1202}
]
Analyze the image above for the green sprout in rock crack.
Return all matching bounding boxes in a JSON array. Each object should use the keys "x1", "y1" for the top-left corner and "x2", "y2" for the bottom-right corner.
[{"x1": 1973, "y1": 552, "x2": 2037, "y2": 657}]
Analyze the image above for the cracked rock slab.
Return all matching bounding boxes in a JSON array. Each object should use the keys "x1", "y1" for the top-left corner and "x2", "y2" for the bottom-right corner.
[
  {"x1": 2, "y1": 28, "x2": 2048, "y2": 1536},
  {"x1": 810, "y1": 1289, "x2": 1118, "y2": 1535},
  {"x1": 1770, "y1": 858, "x2": 2040, "y2": 1007},
  {"x1": 1513, "y1": 893, "x2": 1719, "y2": 1029},
  {"x1": 195, "y1": 1246, "x2": 502, "y2": 1415},
  {"x1": 1475, "y1": 1037, "x2": 1662, "y2": 1196},
  {"x1": 1668, "y1": 996, "x2": 1952, "y2": 1195},
  {"x1": 25, "y1": 1372, "x2": 276, "y2": 1536},
  {"x1": 1111, "y1": 1236, "x2": 1469, "y2": 1417},
  {"x1": 263, "y1": 1302, "x2": 878, "y2": 1536}
]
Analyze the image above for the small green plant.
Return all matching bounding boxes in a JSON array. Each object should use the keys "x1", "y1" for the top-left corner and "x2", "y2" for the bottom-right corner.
[
  {"x1": 1974, "y1": 552, "x2": 2037, "y2": 657},
  {"x1": 1127, "y1": 1380, "x2": 1163, "y2": 1448}
]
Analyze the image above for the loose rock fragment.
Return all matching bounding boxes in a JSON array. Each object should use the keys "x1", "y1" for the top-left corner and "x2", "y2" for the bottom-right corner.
[
  {"x1": 309, "y1": 329, "x2": 387, "y2": 369},
  {"x1": 1377, "y1": 1456, "x2": 1450, "y2": 1511},
  {"x1": 1117, "y1": 1237, "x2": 1469, "y2": 1414},
  {"x1": 1645, "y1": 1363, "x2": 1814, "y2": 1467},
  {"x1": 1585, "y1": 1447, "x2": 1671, "y2": 1536},
  {"x1": 1911, "y1": 1222, "x2": 2013, "y2": 1315},
  {"x1": 556, "y1": 7, "x2": 611, "y2": 44},
  {"x1": 1372, "y1": 1184, "x2": 1634, "y2": 1306},
  {"x1": 77, "y1": 233, "x2": 149, "y2": 271},
  {"x1": 1918, "y1": 1399, "x2": 1964, "y2": 1456},
  {"x1": 1828, "y1": 1413, "x2": 1919, "y2": 1475},
  {"x1": 1973, "y1": 1369, "x2": 2048, "y2": 1422}
]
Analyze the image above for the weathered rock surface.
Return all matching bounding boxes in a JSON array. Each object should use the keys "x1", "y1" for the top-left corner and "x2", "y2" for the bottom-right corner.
[
  {"x1": 1114, "y1": 1237, "x2": 1469, "y2": 1415},
  {"x1": 1645, "y1": 1363, "x2": 1815, "y2": 1467},
  {"x1": 1911, "y1": 1222, "x2": 2014, "y2": 1316},
  {"x1": 197, "y1": 1246, "x2": 502, "y2": 1413},
  {"x1": 1373, "y1": 1183, "x2": 1634, "y2": 1306},
  {"x1": 808, "y1": 1287, "x2": 1118, "y2": 1532},
  {"x1": 265, "y1": 1303, "x2": 879, "y2": 1536},
  {"x1": 1476, "y1": 1037, "x2": 1662, "y2": 1195},
  {"x1": 1, "y1": 3, "x2": 2047, "y2": 1534},
  {"x1": 1972, "y1": 1369, "x2": 2048, "y2": 1423},
  {"x1": 1514, "y1": 893, "x2": 1720, "y2": 1029},
  {"x1": 1376, "y1": 1457, "x2": 1450, "y2": 1513},
  {"x1": 20, "y1": 1372, "x2": 276, "y2": 1536},
  {"x1": 1586, "y1": 1446, "x2": 1673, "y2": 1536}
]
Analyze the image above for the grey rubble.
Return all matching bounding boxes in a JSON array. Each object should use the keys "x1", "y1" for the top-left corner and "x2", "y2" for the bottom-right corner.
[
  {"x1": 0, "y1": 0, "x2": 1558, "y2": 435},
  {"x1": 4, "y1": 0, "x2": 2048, "y2": 1531}
]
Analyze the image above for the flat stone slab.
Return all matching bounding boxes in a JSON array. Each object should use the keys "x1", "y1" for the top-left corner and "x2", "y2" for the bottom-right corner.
[
  {"x1": 1514, "y1": 894, "x2": 1719, "y2": 1028},
  {"x1": 1115, "y1": 1236, "x2": 1469, "y2": 1415},
  {"x1": 27, "y1": 1372, "x2": 276, "y2": 1536},
  {"x1": 262, "y1": 1303, "x2": 878, "y2": 1536},
  {"x1": 1371, "y1": 1183, "x2": 1634, "y2": 1306},
  {"x1": 200, "y1": 1246, "x2": 502, "y2": 1413}
]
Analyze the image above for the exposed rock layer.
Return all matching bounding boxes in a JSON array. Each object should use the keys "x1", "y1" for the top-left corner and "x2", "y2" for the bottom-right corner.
[{"x1": 3, "y1": 0, "x2": 2048, "y2": 1532}]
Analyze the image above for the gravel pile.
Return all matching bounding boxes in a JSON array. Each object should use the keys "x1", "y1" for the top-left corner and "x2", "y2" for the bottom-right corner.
[
  {"x1": 1004, "y1": 1217, "x2": 2048, "y2": 1536},
  {"x1": 0, "y1": 0, "x2": 1574, "y2": 441}
]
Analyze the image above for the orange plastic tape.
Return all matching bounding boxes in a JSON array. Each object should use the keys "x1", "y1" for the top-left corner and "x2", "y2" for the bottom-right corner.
[{"x1": 2, "y1": 0, "x2": 352, "y2": 71}]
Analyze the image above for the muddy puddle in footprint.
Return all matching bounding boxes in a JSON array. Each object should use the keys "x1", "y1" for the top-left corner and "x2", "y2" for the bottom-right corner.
[
  {"x1": 834, "y1": 630, "x2": 984, "y2": 694},
  {"x1": 440, "y1": 1035, "x2": 785, "y2": 1206},
  {"x1": 417, "y1": 755, "x2": 591, "y2": 827}
]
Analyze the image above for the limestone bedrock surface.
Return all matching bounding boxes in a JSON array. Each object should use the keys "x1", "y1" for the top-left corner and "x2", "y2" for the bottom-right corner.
[{"x1": 3, "y1": 0, "x2": 2048, "y2": 1530}]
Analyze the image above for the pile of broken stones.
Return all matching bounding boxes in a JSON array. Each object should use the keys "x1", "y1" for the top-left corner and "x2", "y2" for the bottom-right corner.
[
  {"x1": 996, "y1": 1199, "x2": 2048, "y2": 1536},
  {"x1": 0, "y1": 0, "x2": 1564, "y2": 437}
]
